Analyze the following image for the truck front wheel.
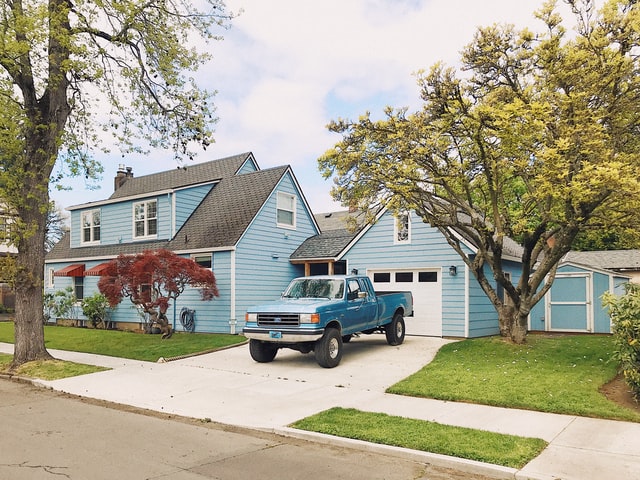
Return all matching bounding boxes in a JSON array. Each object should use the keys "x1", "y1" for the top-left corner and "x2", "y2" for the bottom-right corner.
[
  {"x1": 385, "y1": 313, "x2": 405, "y2": 346},
  {"x1": 249, "y1": 339, "x2": 278, "y2": 363},
  {"x1": 315, "y1": 328, "x2": 343, "y2": 368}
]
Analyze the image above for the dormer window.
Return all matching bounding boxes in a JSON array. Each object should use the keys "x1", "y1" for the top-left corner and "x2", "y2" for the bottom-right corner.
[
  {"x1": 394, "y1": 212, "x2": 410, "y2": 244},
  {"x1": 81, "y1": 209, "x2": 101, "y2": 244},
  {"x1": 134, "y1": 200, "x2": 157, "y2": 239}
]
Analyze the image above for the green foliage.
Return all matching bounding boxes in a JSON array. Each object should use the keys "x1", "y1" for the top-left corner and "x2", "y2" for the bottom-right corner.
[
  {"x1": 603, "y1": 284, "x2": 640, "y2": 401},
  {"x1": 80, "y1": 293, "x2": 111, "y2": 328},
  {"x1": 43, "y1": 287, "x2": 77, "y2": 321},
  {"x1": 291, "y1": 407, "x2": 547, "y2": 469},
  {"x1": 319, "y1": 1, "x2": 640, "y2": 342},
  {"x1": 387, "y1": 335, "x2": 640, "y2": 422}
]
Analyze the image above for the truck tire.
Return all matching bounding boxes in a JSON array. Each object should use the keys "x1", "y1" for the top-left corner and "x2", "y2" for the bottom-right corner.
[
  {"x1": 249, "y1": 339, "x2": 278, "y2": 363},
  {"x1": 315, "y1": 328, "x2": 343, "y2": 368},
  {"x1": 385, "y1": 313, "x2": 405, "y2": 346}
]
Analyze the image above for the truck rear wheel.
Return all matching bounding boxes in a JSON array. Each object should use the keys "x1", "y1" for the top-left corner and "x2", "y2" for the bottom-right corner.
[
  {"x1": 249, "y1": 339, "x2": 278, "y2": 363},
  {"x1": 315, "y1": 328, "x2": 343, "y2": 368},
  {"x1": 385, "y1": 313, "x2": 405, "y2": 346}
]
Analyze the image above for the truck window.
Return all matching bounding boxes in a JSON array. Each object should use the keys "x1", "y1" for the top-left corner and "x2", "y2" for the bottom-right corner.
[
  {"x1": 347, "y1": 279, "x2": 361, "y2": 301},
  {"x1": 285, "y1": 279, "x2": 344, "y2": 299}
]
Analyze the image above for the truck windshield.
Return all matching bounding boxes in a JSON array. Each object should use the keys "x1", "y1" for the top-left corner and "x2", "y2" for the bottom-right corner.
[{"x1": 283, "y1": 279, "x2": 344, "y2": 299}]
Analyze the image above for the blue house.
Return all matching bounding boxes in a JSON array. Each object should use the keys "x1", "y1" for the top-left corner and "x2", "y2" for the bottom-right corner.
[
  {"x1": 45, "y1": 152, "x2": 626, "y2": 337},
  {"x1": 45, "y1": 153, "x2": 319, "y2": 333}
]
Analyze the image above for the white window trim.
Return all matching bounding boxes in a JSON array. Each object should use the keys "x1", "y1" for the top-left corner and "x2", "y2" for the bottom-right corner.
[
  {"x1": 394, "y1": 212, "x2": 411, "y2": 244},
  {"x1": 80, "y1": 209, "x2": 101, "y2": 245},
  {"x1": 133, "y1": 200, "x2": 158, "y2": 239},
  {"x1": 47, "y1": 268, "x2": 54, "y2": 288},
  {"x1": 276, "y1": 192, "x2": 296, "y2": 230},
  {"x1": 191, "y1": 253, "x2": 213, "y2": 270}
]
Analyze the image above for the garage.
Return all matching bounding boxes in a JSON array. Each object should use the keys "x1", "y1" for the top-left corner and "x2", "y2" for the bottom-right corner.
[{"x1": 368, "y1": 268, "x2": 442, "y2": 337}]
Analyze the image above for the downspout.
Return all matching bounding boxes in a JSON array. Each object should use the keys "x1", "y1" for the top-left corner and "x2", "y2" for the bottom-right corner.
[
  {"x1": 229, "y1": 249, "x2": 237, "y2": 334},
  {"x1": 464, "y1": 263, "x2": 470, "y2": 338}
]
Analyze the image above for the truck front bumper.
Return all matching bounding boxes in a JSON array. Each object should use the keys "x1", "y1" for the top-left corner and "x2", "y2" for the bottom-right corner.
[{"x1": 242, "y1": 327, "x2": 324, "y2": 343}]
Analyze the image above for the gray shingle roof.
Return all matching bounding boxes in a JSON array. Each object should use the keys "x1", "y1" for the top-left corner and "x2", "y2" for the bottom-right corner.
[
  {"x1": 109, "y1": 152, "x2": 254, "y2": 199},
  {"x1": 564, "y1": 250, "x2": 640, "y2": 271},
  {"x1": 46, "y1": 155, "x2": 290, "y2": 260},
  {"x1": 291, "y1": 210, "x2": 365, "y2": 260}
]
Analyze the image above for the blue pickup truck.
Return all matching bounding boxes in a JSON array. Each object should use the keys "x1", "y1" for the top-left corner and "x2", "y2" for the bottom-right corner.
[{"x1": 243, "y1": 275, "x2": 413, "y2": 368}]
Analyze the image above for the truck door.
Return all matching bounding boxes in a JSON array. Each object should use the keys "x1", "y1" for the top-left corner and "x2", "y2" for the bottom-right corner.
[
  {"x1": 345, "y1": 279, "x2": 371, "y2": 333},
  {"x1": 358, "y1": 278, "x2": 379, "y2": 329}
]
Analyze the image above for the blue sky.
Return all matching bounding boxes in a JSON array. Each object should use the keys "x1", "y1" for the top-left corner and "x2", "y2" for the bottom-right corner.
[{"x1": 51, "y1": 0, "x2": 578, "y2": 215}]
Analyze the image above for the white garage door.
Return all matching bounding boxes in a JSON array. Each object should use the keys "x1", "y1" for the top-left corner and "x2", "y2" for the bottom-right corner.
[{"x1": 368, "y1": 269, "x2": 442, "y2": 336}]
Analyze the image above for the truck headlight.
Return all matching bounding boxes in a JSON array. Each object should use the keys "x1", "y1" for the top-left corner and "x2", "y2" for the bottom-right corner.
[
  {"x1": 245, "y1": 313, "x2": 257, "y2": 322},
  {"x1": 300, "y1": 313, "x2": 320, "y2": 324}
]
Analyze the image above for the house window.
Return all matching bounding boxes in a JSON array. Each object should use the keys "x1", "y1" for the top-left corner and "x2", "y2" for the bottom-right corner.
[
  {"x1": 277, "y1": 192, "x2": 296, "y2": 228},
  {"x1": 81, "y1": 209, "x2": 101, "y2": 244},
  {"x1": 47, "y1": 268, "x2": 54, "y2": 288},
  {"x1": 74, "y1": 276, "x2": 84, "y2": 300},
  {"x1": 394, "y1": 213, "x2": 410, "y2": 244},
  {"x1": 193, "y1": 254, "x2": 212, "y2": 269},
  {"x1": 134, "y1": 200, "x2": 158, "y2": 238}
]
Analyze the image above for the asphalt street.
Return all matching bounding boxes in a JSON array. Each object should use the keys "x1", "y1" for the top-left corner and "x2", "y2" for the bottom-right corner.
[{"x1": 0, "y1": 379, "x2": 497, "y2": 480}]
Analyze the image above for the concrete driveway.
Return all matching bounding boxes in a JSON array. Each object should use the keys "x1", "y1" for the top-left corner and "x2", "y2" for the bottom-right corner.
[{"x1": 33, "y1": 335, "x2": 453, "y2": 430}]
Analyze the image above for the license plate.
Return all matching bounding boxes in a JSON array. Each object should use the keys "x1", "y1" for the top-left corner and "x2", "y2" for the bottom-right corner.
[{"x1": 269, "y1": 331, "x2": 282, "y2": 339}]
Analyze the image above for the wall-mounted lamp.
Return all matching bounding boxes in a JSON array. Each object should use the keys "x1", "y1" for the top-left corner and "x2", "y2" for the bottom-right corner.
[
  {"x1": 271, "y1": 253, "x2": 279, "y2": 259},
  {"x1": 449, "y1": 265, "x2": 457, "y2": 276},
  {"x1": 351, "y1": 268, "x2": 358, "y2": 275}
]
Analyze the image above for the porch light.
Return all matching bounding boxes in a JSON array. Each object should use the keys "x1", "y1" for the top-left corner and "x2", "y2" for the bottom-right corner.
[{"x1": 449, "y1": 265, "x2": 457, "y2": 276}]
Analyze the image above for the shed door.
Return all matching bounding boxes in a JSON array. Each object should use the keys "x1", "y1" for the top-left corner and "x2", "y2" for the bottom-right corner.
[
  {"x1": 368, "y1": 269, "x2": 442, "y2": 337},
  {"x1": 547, "y1": 274, "x2": 592, "y2": 332}
]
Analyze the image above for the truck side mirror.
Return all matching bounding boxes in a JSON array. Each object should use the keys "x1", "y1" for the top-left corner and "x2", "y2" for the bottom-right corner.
[{"x1": 358, "y1": 291, "x2": 367, "y2": 299}]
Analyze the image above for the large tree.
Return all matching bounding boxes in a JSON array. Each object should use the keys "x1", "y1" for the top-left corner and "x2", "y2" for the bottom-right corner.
[
  {"x1": 319, "y1": 0, "x2": 640, "y2": 343},
  {"x1": 98, "y1": 249, "x2": 218, "y2": 338},
  {"x1": 0, "y1": 0, "x2": 232, "y2": 367}
]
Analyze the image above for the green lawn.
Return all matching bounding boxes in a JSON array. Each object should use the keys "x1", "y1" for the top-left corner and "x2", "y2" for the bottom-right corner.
[
  {"x1": 387, "y1": 334, "x2": 640, "y2": 422},
  {"x1": 0, "y1": 322, "x2": 246, "y2": 362},
  {"x1": 291, "y1": 407, "x2": 547, "y2": 469}
]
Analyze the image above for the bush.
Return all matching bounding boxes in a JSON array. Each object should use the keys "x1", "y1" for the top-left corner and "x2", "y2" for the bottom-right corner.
[
  {"x1": 603, "y1": 283, "x2": 640, "y2": 401},
  {"x1": 81, "y1": 293, "x2": 111, "y2": 329},
  {"x1": 44, "y1": 287, "x2": 78, "y2": 322}
]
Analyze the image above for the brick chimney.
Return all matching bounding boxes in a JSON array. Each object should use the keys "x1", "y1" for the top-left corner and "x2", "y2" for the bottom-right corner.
[{"x1": 114, "y1": 164, "x2": 134, "y2": 191}]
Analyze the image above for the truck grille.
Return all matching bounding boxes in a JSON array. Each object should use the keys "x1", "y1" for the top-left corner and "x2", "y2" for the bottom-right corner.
[{"x1": 257, "y1": 313, "x2": 300, "y2": 327}]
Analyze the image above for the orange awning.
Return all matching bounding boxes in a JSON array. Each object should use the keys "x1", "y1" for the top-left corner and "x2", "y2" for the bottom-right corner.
[
  {"x1": 53, "y1": 264, "x2": 85, "y2": 277},
  {"x1": 84, "y1": 262, "x2": 111, "y2": 276}
]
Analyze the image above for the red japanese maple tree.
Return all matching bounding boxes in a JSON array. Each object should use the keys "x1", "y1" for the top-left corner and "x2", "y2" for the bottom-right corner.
[{"x1": 98, "y1": 249, "x2": 218, "y2": 338}]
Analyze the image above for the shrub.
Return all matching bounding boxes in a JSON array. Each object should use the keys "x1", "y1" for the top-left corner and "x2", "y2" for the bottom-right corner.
[
  {"x1": 603, "y1": 283, "x2": 640, "y2": 401},
  {"x1": 81, "y1": 293, "x2": 111, "y2": 328},
  {"x1": 44, "y1": 287, "x2": 78, "y2": 321}
]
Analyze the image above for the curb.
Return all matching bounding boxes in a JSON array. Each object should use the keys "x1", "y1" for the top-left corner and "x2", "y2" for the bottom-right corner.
[{"x1": 269, "y1": 426, "x2": 520, "y2": 480}]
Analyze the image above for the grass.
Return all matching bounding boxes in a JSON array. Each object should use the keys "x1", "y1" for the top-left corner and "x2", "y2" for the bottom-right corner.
[
  {"x1": 0, "y1": 322, "x2": 246, "y2": 363},
  {"x1": 0, "y1": 353, "x2": 108, "y2": 380},
  {"x1": 387, "y1": 334, "x2": 640, "y2": 422},
  {"x1": 291, "y1": 407, "x2": 547, "y2": 469}
]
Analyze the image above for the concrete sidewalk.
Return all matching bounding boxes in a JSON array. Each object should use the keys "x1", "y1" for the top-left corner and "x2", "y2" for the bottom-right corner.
[{"x1": 2, "y1": 337, "x2": 639, "y2": 480}]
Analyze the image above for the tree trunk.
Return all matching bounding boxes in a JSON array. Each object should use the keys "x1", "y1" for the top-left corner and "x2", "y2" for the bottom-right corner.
[
  {"x1": 11, "y1": 187, "x2": 53, "y2": 368},
  {"x1": 497, "y1": 304, "x2": 528, "y2": 344}
]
